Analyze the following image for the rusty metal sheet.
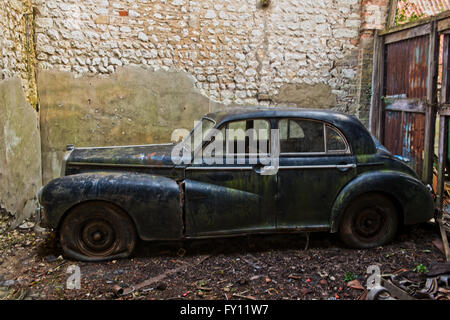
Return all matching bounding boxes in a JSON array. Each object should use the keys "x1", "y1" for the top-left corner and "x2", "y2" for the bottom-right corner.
[
  {"x1": 384, "y1": 110, "x2": 403, "y2": 156},
  {"x1": 385, "y1": 35, "x2": 429, "y2": 99},
  {"x1": 384, "y1": 108, "x2": 426, "y2": 177}
]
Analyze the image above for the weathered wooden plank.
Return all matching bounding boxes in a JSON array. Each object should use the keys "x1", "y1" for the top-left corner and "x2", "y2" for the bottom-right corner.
[
  {"x1": 384, "y1": 99, "x2": 426, "y2": 113},
  {"x1": 439, "y1": 106, "x2": 450, "y2": 116},
  {"x1": 380, "y1": 10, "x2": 450, "y2": 36},
  {"x1": 386, "y1": 0, "x2": 398, "y2": 29},
  {"x1": 436, "y1": 115, "x2": 448, "y2": 211},
  {"x1": 384, "y1": 23, "x2": 431, "y2": 44},
  {"x1": 438, "y1": 16, "x2": 450, "y2": 32},
  {"x1": 369, "y1": 30, "x2": 385, "y2": 141},
  {"x1": 423, "y1": 21, "x2": 439, "y2": 185},
  {"x1": 442, "y1": 35, "x2": 450, "y2": 104}
]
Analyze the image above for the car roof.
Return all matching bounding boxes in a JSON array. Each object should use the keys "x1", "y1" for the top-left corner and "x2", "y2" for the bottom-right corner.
[{"x1": 204, "y1": 106, "x2": 377, "y2": 155}]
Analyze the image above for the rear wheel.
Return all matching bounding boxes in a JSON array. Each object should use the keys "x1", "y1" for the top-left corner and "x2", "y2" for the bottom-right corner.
[
  {"x1": 60, "y1": 201, "x2": 136, "y2": 261},
  {"x1": 339, "y1": 193, "x2": 399, "y2": 248}
]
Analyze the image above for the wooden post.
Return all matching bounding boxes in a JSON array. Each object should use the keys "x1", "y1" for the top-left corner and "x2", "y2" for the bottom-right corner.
[
  {"x1": 386, "y1": 0, "x2": 398, "y2": 29},
  {"x1": 369, "y1": 30, "x2": 385, "y2": 142},
  {"x1": 437, "y1": 35, "x2": 450, "y2": 210},
  {"x1": 437, "y1": 115, "x2": 448, "y2": 211},
  {"x1": 442, "y1": 35, "x2": 450, "y2": 105},
  {"x1": 423, "y1": 21, "x2": 439, "y2": 185}
]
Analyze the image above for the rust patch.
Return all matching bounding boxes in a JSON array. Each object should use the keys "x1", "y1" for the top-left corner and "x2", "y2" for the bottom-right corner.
[{"x1": 385, "y1": 35, "x2": 429, "y2": 99}]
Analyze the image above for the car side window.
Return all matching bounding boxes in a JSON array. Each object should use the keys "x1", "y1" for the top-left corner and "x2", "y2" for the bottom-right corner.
[
  {"x1": 326, "y1": 126, "x2": 347, "y2": 152},
  {"x1": 279, "y1": 119, "x2": 349, "y2": 154},
  {"x1": 221, "y1": 119, "x2": 270, "y2": 155},
  {"x1": 279, "y1": 119, "x2": 325, "y2": 153}
]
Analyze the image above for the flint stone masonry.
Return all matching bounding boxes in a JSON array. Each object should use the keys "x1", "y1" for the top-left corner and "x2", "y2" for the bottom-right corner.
[
  {"x1": 33, "y1": 0, "x2": 384, "y2": 114},
  {"x1": 0, "y1": 0, "x2": 37, "y2": 107}
]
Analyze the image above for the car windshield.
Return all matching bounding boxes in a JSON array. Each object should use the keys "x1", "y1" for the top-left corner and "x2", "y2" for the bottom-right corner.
[{"x1": 181, "y1": 117, "x2": 216, "y2": 153}]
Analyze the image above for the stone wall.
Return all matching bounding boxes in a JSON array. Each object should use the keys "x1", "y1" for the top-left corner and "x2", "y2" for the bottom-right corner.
[
  {"x1": 34, "y1": 0, "x2": 366, "y2": 112},
  {"x1": 0, "y1": 0, "x2": 38, "y2": 107},
  {"x1": 0, "y1": 0, "x2": 41, "y2": 228},
  {"x1": 355, "y1": 0, "x2": 389, "y2": 124}
]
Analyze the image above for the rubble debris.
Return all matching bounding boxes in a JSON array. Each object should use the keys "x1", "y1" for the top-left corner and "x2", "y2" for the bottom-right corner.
[
  {"x1": 112, "y1": 284, "x2": 124, "y2": 296},
  {"x1": 366, "y1": 266, "x2": 450, "y2": 300},
  {"x1": 346, "y1": 280, "x2": 364, "y2": 290}
]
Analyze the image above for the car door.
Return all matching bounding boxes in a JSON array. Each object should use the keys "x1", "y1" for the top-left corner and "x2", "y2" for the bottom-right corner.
[
  {"x1": 184, "y1": 118, "x2": 277, "y2": 237},
  {"x1": 276, "y1": 118, "x2": 356, "y2": 229}
]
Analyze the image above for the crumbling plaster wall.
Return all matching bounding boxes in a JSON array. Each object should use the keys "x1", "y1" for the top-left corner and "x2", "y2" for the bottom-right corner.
[
  {"x1": 0, "y1": 0, "x2": 41, "y2": 227},
  {"x1": 38, "y1": 68, "x2": 223, "y2": 183},
  {"x1": 0, "y1": 77, "x2": 41, "y2": 227}
]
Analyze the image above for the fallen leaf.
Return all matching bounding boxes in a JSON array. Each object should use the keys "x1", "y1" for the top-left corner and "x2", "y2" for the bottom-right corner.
[{"x1": 346, "y1": 279, "x2": 364, "y2": 290}]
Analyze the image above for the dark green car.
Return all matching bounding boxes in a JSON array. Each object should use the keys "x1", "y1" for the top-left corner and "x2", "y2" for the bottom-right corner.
[{"x1": 38, "y1": 108, "x2": 435, "y2": 261}]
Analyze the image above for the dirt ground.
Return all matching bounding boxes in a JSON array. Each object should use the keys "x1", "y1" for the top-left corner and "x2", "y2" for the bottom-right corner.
[{"x1": 0, "y1": 222, "x2": 446, "y2": 300}]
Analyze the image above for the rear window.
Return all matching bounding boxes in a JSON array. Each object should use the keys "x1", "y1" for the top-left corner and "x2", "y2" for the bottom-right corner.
[{"x1": 279, "y1": 119, "x2": 349, "y2": 154}]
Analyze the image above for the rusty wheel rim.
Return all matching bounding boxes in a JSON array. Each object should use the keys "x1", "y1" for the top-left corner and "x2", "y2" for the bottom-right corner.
[
  {"x1": 76, "y1": 219, "x2": 117, "y2": 256},
  {"x1": 353, "y1": 207, "x2": 386, "y2": 239}
]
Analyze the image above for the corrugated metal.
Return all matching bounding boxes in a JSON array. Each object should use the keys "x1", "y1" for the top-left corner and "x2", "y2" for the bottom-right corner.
[
  {"x1": 385, "y1": 35, "x2": 429, "y2": 99},
  {"x1": 384, "y1": 109, "x2": 426, "y2": 177}
]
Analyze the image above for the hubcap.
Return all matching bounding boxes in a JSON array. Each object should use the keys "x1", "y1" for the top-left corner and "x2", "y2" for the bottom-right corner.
[
  {"x1": 354, "y1": 207, "x2": 385, "y2": 238},
  {"x1": 80, "y1": 219, "x2": 116, "y2": 253}
]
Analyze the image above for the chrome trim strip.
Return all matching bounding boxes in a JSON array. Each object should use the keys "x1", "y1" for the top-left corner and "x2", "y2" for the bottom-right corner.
[
  {"x1": 279, "y1": 164, "x2": 356, "y2": 170},
  {"x1": 74, "y1": 143, "x2": 174, "y2": 150},
  {"x1": 186, "y1": 164, "x2": 357, "y2": 170},
  {"x1": 186, "y1": 166, "x2": 253, "y2": 171},
  {"x1": 66, "y1": 162, "x2": 174, "y2": 169}
]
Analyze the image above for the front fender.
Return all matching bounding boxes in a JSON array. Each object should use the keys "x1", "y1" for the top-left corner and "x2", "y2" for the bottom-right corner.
[
  {"x1": 39, "y1": 172, "x2": 182, "y2": 240},
  {"x1": 330, "y1": 171, "x2": 434, "y2": 232}
]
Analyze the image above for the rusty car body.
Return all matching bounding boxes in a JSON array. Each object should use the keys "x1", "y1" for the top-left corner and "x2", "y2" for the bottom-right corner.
[{"x1": 38, "y1": 108, "x2": 435, "y2": 261}]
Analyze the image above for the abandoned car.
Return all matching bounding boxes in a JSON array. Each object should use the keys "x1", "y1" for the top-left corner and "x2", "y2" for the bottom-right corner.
[{"x1": 38, "y1": 108, "x2": 435, "y2": 261}]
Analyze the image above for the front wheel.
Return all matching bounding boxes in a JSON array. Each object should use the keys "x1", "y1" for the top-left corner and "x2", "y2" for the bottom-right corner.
[
  {"x1": 339, "y1": 193, "x2": 399, "y2": 249},
  {"x1": 59, "y1": 201, "x2": 137, "y2": 261}
]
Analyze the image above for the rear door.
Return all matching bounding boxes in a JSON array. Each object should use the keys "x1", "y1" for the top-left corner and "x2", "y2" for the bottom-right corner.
[{"x1": 276, "y1": 118, "x2": 357, "y2": 229}]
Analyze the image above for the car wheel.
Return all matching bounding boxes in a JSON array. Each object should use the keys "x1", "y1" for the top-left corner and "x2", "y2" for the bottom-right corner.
[
  {"x1": 339, "y1": 193, "x2": 399, "y2": 249},
  {"x1": 59, "y1": 201, "x2": 137, "y2": 261}
]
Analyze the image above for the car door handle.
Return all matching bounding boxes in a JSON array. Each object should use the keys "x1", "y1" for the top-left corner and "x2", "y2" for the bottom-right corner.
[
  {"x1": 252, "y1": 163, "x2": 264, "y2": 174},
  {"x1": 336, "y1": 163, "x2": 356, "y2": 172}
]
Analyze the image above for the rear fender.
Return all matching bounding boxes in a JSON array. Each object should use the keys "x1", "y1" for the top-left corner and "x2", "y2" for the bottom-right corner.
[{"x1": 330, "y1": 171, "x2": 434, "y2": 232}]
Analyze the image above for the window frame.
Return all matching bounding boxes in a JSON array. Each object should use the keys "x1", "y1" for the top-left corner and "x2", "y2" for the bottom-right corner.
[
  {"x1": 202, "y1": 118, "x2": 272, "y2": 158},
  {"x1": 277, "y1": 118, "x2": 351, "y2": 156},
  {"x1": 187, "y1": 116, "x2": 217, "y2": 159}
]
